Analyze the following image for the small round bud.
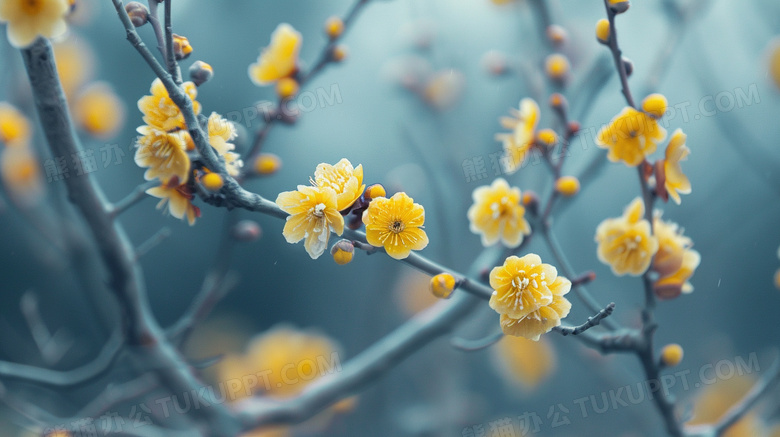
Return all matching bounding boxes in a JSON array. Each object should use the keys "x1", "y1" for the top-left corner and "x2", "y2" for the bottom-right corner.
[
  {"x1": 521, "y1": 190, "x2": 539, "y2": 214},
  {"x1": 774, "y1": 268, "x2": 780, "y2": 290},
  {"x1": 172, "y1": 34, "x2": 193, "y2": 60},
  {"x1": 189, "y1": 61, "x2": 213, "y2": 86},
  {"x1": 641, "y1": 93, "x2": 668, "y2": 119},
  {"x1": 536, "y1": 128, "x2": 558, "y2": 148},
  {"x1": 660, "y1": 343, "x2": 684, "y2": 367},
  {"x1": 544, "y1": 53, "x2": 570, "y2": 82},
  {"x1": 430, "y1": 273, "x2": 456, "y2": 299},
  {"x1": 201, "y1": 172, "x2": 223, "y2": 192},
  {"x1": 608, "y1": 0, "x2": 630, "y2": 14},
  {"x1": 549, "y1": 93, "x2": 567, "y2": 111},
  {"x1": 232, "y1": 220, "x2": 262, "y2": 242},
  {"x1": 567, "y1": 120, "x2": 580, "y2": 136},
  {"x1": 324, "y1": 16, "x2": 344, "y2": 39},
  {"x1": 125, "y1": 1, "x2": 149, "y2": 27},
  {"x1": 481, "y1": 50, "x2": 508, "y2": 76},
  {"x1": 546, "y1": 25, "x2": 568, "y2": 47},
  {"x1": 331, "y1": 45, "x2": 348, "y2": 62},
  {"x1": 555, "y1": 176, "x2": 580, "y2": 197},
  {"x1": 331, "y1": 239, "x2": 355, "y2": 265},
  {"x1": 622, "y1": 57, "x2": 634, "y2": 77},
  {"x1": 365, "y1": 184, "x2": 386, "y2": 200},
  {"x1": 595, "y1": 19, "x2": 610, "y2": 44},
  {"x1": 276, "y1": 77, "x2": 299, "y2": 99},
  {"x1": 254, "y1": 153, "x2": 282, "y2": 176}
]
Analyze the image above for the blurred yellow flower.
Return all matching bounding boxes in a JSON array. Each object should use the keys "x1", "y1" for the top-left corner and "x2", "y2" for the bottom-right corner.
[
  {"x1": 663, "y1": 128, "x2": 691, "y2": 204},
  {"x1": 362, "y1": 192, "x2": 429, "y2": 260},
  {"x1": 146, "y1": 182, "x2": 199, "y2": 225},
  {"x1": 500, "y1": 275, "x2": 571, "y2": 341},
  {"x1": 0, "y1": 0, "x2": 68, "y2": 48},
  {"x1": 596, "y1": 107, "x2": 666, "y2": 167},
  {"x1": 467, "y1": 178, "x2": 531, "y2": 248},
  {"x1": 0, "y1": 102, "x2": 31, "y2": 145},
  {"x1": 248, "y1": 23, "x2": 302, "y2": 86},
  {"x1": 138, "y1": 78, "x2": 200, "y2": 132},
  {"x1": 489, "y1": 254, "x2": 562, "y2": 321},
  {"x1": 493, "y1": 335, "x2": 556, "y2": 392},
  {"x1": 313, "y1": 158, "x2": 365, "y2": 211},
  {"x1": 496, "y1": 98, "x2": 539, "y2": 173},
  {"x1": 135, "y1": 125, "x2": 191, "y2": 184},
  {"x1": 276, "y1": 185, "x2": 344, "y2": 259},
  {"x1": 52, "y1": 36, "x2": 94, "y2": 98},
  {"x1": 688, "y1": 375, "x2": 765, "y2": 437},
  {"x1": 654, "y1": 248, "x2": 700, "y2": 299},
  {"x1": 207, "y1": 112, "x2": 242, "y2": 177},
  {"x1": 73, "y1": 82, "x2": 125, "y2": 139},
  {"x1": 1, "y1": 145, "x2": 43, "y2": 206},
  {"x1": 595, "y1": 197, "x2": 658, "y2": 276}
]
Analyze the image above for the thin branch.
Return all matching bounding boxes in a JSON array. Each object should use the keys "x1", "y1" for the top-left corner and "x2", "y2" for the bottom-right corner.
[
  {"x1": 76, "y1": 373, "x2": 159, "y2": 419},
  {"x1": 603, "y1": 1, "x2": 636, "y2": 108},
  {"x1": 0, "y1": 328, "x2": 122, "y2": 386},
  {"x1": 146, "y1": 0, "x2": 167, "y2": 62},
  {"x1": 553, "y1": 302, "x2": 615, "y2": 336},
  {"x1": 167, "y1": 271, "x2": 238, "y2": 347},
  {"x1": 451, "y1": 330, "x2": 504, "y2": 352},
  {"x1": 163, "y1": 0, "x2": 180, "y2": 84},
  {"x1": 107, "y1": 179, "x2": 159, "y2": 219},
  {"x1": 134, "y1": 227, "x2": 171, "y2": 260},
  {"x1": 235, "y1": 291, "x2": 480, "y2": 429}
]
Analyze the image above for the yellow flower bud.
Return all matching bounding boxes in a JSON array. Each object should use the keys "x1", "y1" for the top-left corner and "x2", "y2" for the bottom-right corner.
[
  {"x1": 521, "y1": 190, "x2": 538, "y2": 209},
  {"x1": 642, "y1": 93, "x2": 668, "y2": 119},
  {"x1": 430, "y1": 273, "x2": 456, "y2": 299},
  {"x1": 544, "y1": 53, "x2": 570, "y2": 82},
  {"x1": 172, "y1": 34, "x2": 193, "y2": 60},
  {"x1": 365, "y1": 184, "x2": 386, "y2": 200},
  {"x1": 608, "y1": 0, "x2": 630, "y2": 14},
  {"x1": 555, "y1": 176, "x2": 580, "y2": 197},
  {"x1": 201, "y1": 172, "x2": 224, "y2": 192},
  {"x1": 536, "y1": 128, "x2": 558, "y2": 147},
  {"x1": 189, "y1": 60, "x2": 214, "y2": 87},
  {"x1": 549, "y1": 92, "x2": 567, "y2": 110},
  {"x1": 596, "y1": 19, "x2": 610, "y2": 44},
  {"x1": 331, "y1": 239, "x2": 355, "y2": 265},
  {"x1": 276, "y1": 77, "x2": 299, "y2": 99},
  {"x1": 254, "y1": 153, "x2": 282, "y2": 175},
  {"x1": 660, "y1": 343, "x2": 684, "y2": 367},
  {"x1": 125, "y1": 1, "x2": 148, "y2": 27},
  {"x1": 546, "y1": 25, "x2": 567, "y2": 47},
  {"x1": 324, "y1": 16, "x2": 344, "y2": 39},
  {"x1": 332, "y1": 45, "x2": 348, "y2": 62}
]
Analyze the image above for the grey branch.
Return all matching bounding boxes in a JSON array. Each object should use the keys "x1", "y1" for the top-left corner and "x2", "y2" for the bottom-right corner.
[
  {"x1": 451, "y1": 330, "x2": 504, "y2": 352},
  {"x1": 0, "y1": 328, "x2": 122, "y2": 386},
  {"x1": 108, "y1": 180, "x2": 159, "y2": 219},
  {"x1": 554, "y1": 302, "x2": 616, "y2": 336},
  {"x1": 235, "y1": 292, "x2": 480, "y2": 429}
]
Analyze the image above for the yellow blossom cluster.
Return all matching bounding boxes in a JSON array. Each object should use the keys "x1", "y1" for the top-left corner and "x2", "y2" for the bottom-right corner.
[
  {"x1": 467, "y1": 178, "x2": 531, "y2": 248},
  {"x1": 595, "y1": 197, "x2": 658, "y2": 276},
  {"x1": 134, "y1": 77, "x2": 243, "y2": 225},
  {"x1": 489, "y1": 254, "x2": 571, "y2": 341},
  {"x1": 277, "y1": 159, "x2": 428, "y2": 260},
  {"x1": 595, "y1": 105, "x2": 666, "y2": 167},
  {"x1": 495, "y1": 98, "x2": 540, "y2": 173}
]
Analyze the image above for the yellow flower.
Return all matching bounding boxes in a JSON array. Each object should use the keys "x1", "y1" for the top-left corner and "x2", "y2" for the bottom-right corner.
[
  {"x1": 248, "y1": 23, "x2": 302, "y2": 86},
  {"x1": 688, "y1": 375, "x2": 765, "y2": 437},
  {"x1": 313, "y1": 158, "x2": 365, "y2": 211},
  {"x1": 596, "y1": 107, "x2": 666, "y2": 167},
  {"x1": 276, "y1": 185, "x2": 344, "y2": 259},
  {"x1": 0, "y1": 0, "x2": 68, "y2": 48},
  {"x1": 207, "y1": 112, "x2": 243, "y2": 177},
  {"x1": 653, "y1": 248, "x2": 700, "y2": 298},
  {"x1": 663, "y1": 128, "x2": 691, "y2": 204},
  {"x1": 489, "y1": 254, "x2": 561, "y2": 320},
  {"x1": 1, "y1": 145, "x2": 43, "y2": 206},
  {"x1": 73, "y1": 82, "x2": 125, "y2": 139},
  {"x1": 362, "y1": 192, "x2": 429, "y2": 260},
  {"x1": 52, "y1": 36, "x2": 94, "y2": 98},
  {"x1": 0, "y1": 101, "x2": 31, "y2": 145},
  {"x1": 146, "y1": 182, "x2": 199, "y2": 225},
  {"x1": 137, "y1": 78, "x2": 200, "y2": 132},
  {"x1": 500, "y1": 275, "x2": 572, "y2": 341},
  {"x1": 467, "y1": 178, "x2": 531, "y2": 248},
  {"x1": 652, "y1": 216, "x2": 692, "y2": 278},
  {"x1": 493, "y1": 335, "x2": 556, "y2": 392},
  {"x1": 135, "y1": 125, "x2": 191, "y2": 184},
  {"x1": 595, "y1": 197, "x2": 659, "y2": 276},
  {"x1": 495, "y1": 98, "x2": 540, "y2": 173}
]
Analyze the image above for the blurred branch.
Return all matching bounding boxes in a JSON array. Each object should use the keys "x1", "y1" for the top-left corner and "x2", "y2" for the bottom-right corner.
[
  {"x1": 108, "y1": 180, "x2": 159, "y2": 219},
  {"x1": 235, "y1": 291, "x2": 480, "y2": 429},
  {"x1": 134, "y1": 227, "x2": 171, "y2": 260},
  {"x1": 0, "y1": 328, "x2": 122, "y2": 386},
  {"x1": 167, "y1": 270, "x2": 238, "y2": 347},
  {"x1": 76, "y1": 373, "x2": 159, "y2": 419},
  {"x1": 451, "y1": 329, "x2": 504, "y2": 352}
]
